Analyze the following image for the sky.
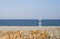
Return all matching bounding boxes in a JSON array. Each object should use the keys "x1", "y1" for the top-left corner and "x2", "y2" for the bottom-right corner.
[{"x1": 0, "y1": 0, "x2": 60, "y2": 19}]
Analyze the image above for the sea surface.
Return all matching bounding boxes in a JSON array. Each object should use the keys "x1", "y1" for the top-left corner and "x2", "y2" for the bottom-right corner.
[
  {"x1": 41, "y1": 19, "x2": 60, "y2": 26},
  {"x1": 0, "y1": 19, "x2": 60, "y2": 26},
  {"x1": 0, "y1": 19, "x2": 39, "y2": 26}
]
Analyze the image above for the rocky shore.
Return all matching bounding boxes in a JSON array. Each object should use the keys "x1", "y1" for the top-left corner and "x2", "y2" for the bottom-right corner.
[{"x1": 0, "y1": 26, "x2": 60, "y2": 39}]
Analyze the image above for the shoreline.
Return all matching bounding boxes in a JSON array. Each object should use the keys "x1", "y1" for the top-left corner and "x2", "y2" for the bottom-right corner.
[{"x1": 0, "y1": 26, "x2": 60, "y2": 31}]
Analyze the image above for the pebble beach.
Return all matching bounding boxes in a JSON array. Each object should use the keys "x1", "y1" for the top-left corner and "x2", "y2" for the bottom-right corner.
[{"x1": 0, "y1": 26, "x2": 60, "y2": 39}]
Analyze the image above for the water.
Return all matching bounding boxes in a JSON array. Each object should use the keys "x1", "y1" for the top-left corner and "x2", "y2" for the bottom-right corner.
[
  {"x1": 41, "y1": 19, "x2": 60, "y2": 26},
  {"x1": 0, "y1": 19, "x2": 60, "y2": 26},
  {"x1": 0, "y1": 19, "x2": 39, "y2": 26}
]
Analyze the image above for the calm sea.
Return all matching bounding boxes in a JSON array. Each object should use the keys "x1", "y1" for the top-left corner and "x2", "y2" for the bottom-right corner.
[
  {"x1": 41, "y1": 19, "x2": 60, "y2": 26},
  {"x1": 0, "y1": 19, "x2": 60, "y2": 26},
  {"x1": 0, "y1": 19, "x2": 39, "y2": 26}
]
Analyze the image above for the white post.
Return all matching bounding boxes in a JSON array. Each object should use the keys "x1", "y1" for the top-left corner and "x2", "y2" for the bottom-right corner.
[{"x1": 39, "y1": 19, "x2": 41, "y2": 26}]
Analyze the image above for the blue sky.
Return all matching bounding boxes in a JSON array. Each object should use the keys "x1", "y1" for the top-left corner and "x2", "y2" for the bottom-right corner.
[{"x1": 0, "y1": 0, "x2": 60, "y2": 19}]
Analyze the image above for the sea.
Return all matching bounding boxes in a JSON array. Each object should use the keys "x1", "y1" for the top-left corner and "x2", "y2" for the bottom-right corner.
[
  {"x1": 0, "y1": 19, "x2": 39, "y2": 26},
  {"x1": 0, "y1": 19, "x2": 60, "y2": 26}
]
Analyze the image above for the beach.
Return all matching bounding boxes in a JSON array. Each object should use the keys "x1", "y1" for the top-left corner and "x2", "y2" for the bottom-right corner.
[
  {"x1": 0, "y1": 26, "x2": 60, "y2": 31},
  {"x1": 0, "y1": 26, "x2": 60, "y2": 39}
]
